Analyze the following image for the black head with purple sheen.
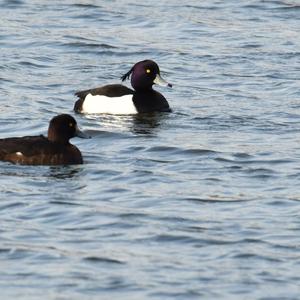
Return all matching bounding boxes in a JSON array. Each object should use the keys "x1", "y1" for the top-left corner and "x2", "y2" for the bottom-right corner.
[{"x1": 121, "y1": 60, "x2": 172, "y2": 91}]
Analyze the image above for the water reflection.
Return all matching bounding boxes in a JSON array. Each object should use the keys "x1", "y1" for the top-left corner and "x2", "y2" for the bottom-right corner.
[
  {"x1": 0, "y1": 163, "x2": 83, "y2": 180},
  {"x1": 130, "y1": 112, "x2": 169, "y2": 135},
  {"x1": 84, "y1": 112, "x2": 170, "y2": 135},
  {"x1": 2, "y1": 0, "x2": 24, "y2": 8},
  {"x1": 47, "y1": 165, "x2": 83, "y2": 180}
]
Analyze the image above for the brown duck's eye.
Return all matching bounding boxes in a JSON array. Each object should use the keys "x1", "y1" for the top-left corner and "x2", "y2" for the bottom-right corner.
[{"x1": 146, "y1": 69, "x2": 151, "y2": 74}]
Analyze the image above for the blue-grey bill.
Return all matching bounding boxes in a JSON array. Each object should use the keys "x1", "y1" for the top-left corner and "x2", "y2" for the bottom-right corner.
[
  {"x1": 153, "y1": 74, "x2": 172, "y2": 88},
  {"x1": 75, "y1": 126, "x2": 91, "y2": 139}
]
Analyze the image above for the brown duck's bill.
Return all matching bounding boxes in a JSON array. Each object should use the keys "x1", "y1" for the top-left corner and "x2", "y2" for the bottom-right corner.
[{"x1": 75, "y1": 126, "x2": 91, "y2": 139}]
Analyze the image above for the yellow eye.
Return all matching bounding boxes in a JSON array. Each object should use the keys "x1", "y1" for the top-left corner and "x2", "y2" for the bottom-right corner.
[
  {"x1": 69, "y1": 123, "x2": 74, "y2": 127},
  {"x1": 146, "y1": 69, "x2": 151, "y2": 74}
]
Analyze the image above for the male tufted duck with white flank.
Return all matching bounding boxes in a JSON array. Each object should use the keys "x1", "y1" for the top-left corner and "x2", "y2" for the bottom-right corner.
[{"x1": 74, "y1": 60, "x2": 172, "y2": 114}]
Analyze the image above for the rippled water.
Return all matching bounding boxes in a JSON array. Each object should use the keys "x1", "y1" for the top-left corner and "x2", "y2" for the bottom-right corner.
[{"x1": 1, "y1": 0, "x2": 300, "y2": 299}]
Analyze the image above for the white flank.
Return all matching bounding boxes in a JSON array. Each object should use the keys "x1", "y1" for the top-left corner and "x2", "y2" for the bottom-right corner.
[
  {"x1": 16, "y1": 152, "x2": 23, "y2": 156},
  {"x1": 82, "y1": 93, "x2": 138, "y2": 115}
]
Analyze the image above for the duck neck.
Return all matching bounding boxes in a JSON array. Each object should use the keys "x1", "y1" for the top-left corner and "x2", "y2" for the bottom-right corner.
[
  {"x1": 48, "y1": 131, "x2": 69, "y2": 145},
  {"x1": 134, "y1": 85, "x2": 154, "y2": 93}
]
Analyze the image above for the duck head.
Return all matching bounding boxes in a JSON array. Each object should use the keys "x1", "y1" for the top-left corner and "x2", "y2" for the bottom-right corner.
[
  {"x1": 48, "y1": 114, "x2": 90, "y2": 144},
  {"x1": 121, "y1": 60, "x2": 172, "y2": 91}
]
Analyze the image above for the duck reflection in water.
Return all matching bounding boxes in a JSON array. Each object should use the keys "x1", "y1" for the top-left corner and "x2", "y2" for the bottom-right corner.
[
  {"x1": 84, "y1": 112, "x2": 170, "y2": 136},
  {"x1": 130, "y1": 112, "x2": 169, "y2": 135}
]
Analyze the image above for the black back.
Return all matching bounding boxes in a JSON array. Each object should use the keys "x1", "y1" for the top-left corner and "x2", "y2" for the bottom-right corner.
[{"x1": 74, "y1": 84, "x2": 134, "y2": 113}]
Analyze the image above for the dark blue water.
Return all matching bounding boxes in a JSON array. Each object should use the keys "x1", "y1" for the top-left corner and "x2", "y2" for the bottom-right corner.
[{"x1": 1, "y1": 0, "x2": 300, "y2": 299}]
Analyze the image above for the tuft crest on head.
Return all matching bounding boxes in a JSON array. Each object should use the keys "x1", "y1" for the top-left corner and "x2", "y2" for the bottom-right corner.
[{"x1": 121, "y1": 67, "x2": 134, "y2": 82}]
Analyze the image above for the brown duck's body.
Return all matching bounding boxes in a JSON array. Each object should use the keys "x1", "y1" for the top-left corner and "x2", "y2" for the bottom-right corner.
[
  {"x1": 0, "y1": 114, "x2": 88, "y2": 166},
  {"x1": 0, "y1": 135, "x2": 83, "y2": 165}
]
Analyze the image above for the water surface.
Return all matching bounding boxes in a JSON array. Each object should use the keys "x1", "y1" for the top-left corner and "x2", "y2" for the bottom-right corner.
[{"x1": 1, "y1": 0, "x2": 300, "y2": 299}]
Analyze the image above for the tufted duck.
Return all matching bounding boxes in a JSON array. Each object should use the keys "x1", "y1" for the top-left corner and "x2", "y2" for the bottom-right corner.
[
  {"x1": 0, "y1": 114, "x2": 89, "y2": 165},
  {"x1": 74, "y1": 60, "x2": 172, "y2": 114}
]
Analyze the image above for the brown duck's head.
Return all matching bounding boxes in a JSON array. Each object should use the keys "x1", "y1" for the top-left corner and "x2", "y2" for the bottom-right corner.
[{"x1": 47, "y1": 114, "x2": 90, "y2": 144}]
